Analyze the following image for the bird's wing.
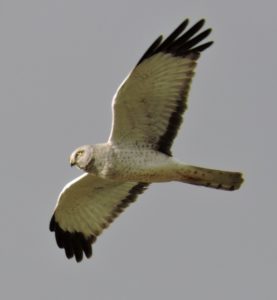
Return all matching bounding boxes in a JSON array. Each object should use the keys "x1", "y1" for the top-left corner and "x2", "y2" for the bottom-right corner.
[
  {"x1": 109, "y1": 19, "x2": 213, "y2": 156},
  {"x1": 50, "y1": 174, "x2": 148, "y2": 262}
]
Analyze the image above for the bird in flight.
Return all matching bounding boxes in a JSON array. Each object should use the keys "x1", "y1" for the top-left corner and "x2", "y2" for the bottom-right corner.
[{"x1": 50, "y1": 19, "x2": 243, "y2": 262}]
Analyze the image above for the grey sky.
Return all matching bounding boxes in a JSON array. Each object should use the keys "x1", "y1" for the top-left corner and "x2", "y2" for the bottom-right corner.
[{"x1": 0, "y1": 0, "x2": 276, "y2": 299}]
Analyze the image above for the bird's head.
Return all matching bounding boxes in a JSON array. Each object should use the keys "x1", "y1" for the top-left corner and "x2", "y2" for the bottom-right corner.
[{"x1": 69, "y1": 145, "x2": 94, "y2": 171}]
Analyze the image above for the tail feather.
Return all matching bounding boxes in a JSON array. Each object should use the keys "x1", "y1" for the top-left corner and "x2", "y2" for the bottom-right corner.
[{"x1": 178, "y1": 165, "x2": 244, "y2": 191}]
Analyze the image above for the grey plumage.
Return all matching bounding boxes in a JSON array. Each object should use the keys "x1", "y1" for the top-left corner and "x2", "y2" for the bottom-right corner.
[{"x1": 50, "y1": 19, "x2": 243, "y2": 262}]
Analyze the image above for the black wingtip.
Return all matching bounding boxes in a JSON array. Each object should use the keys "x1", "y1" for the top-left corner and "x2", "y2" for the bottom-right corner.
[
  {"x1": 137, "y1": 18, "x2": 213, "y2": 66},
  {"x1": 49, "y1": 215, "x2": 55, "y2": 231},
  {"x1": 192, "y1": 41, "x2": 214, "y2": 52},
  {"x1": 136, "y1": 35, "x2": 163, "y2": 66},
  {"x1": 49, "y1": 214, "x2": 95, "y2": 262}
]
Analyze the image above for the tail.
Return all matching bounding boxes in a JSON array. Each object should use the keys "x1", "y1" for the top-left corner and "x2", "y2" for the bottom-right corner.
[{"x1": 178, "y1": 165, "x2": 244, "y2": 191}]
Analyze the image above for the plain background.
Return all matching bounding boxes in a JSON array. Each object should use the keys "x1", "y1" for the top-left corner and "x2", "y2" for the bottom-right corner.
[{"x1": 0, "y1": 1, "x2": 276, "y2": 299}]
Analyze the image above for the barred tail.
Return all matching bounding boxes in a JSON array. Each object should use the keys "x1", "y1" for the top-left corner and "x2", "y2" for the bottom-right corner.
[{"x1": 178, "y1": 165, "x2": 244, "y2": 191}]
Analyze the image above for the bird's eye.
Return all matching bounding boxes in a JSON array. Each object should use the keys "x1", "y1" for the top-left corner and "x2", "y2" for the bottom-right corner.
[{"x1": 76, "y1": 150, "x2": 84, "y2": 159}]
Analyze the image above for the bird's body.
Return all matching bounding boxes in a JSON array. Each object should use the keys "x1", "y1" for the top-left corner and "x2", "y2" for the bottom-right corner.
[
  {"x1": 72, "y1": 143, "x2": 242, "y2": 188},
  {"x1": 82, "y1": 143, "x2": 176, "y2": 182},
  {"x1": 50, "y1": 18, "x2": 244, "y2": 262}
]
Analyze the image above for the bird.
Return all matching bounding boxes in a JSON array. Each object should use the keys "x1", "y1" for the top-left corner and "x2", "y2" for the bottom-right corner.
[{"x1": 49, "y1": 18, "x2": 244, "y2": 262}]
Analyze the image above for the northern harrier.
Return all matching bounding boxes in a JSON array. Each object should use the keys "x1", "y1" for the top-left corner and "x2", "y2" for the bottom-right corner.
[{"x1": 50, "y1": 19, "x2": 243, "y2": 262}]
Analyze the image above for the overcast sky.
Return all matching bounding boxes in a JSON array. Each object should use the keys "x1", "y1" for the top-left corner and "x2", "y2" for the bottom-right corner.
[{"x1": 0, "y1": 1, "x2": 276, "y2": 299}]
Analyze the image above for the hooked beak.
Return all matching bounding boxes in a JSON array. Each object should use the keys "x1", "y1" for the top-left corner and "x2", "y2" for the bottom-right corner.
[{"x1": 69, "y1": 157, "x2": 76, "y2": 167}]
